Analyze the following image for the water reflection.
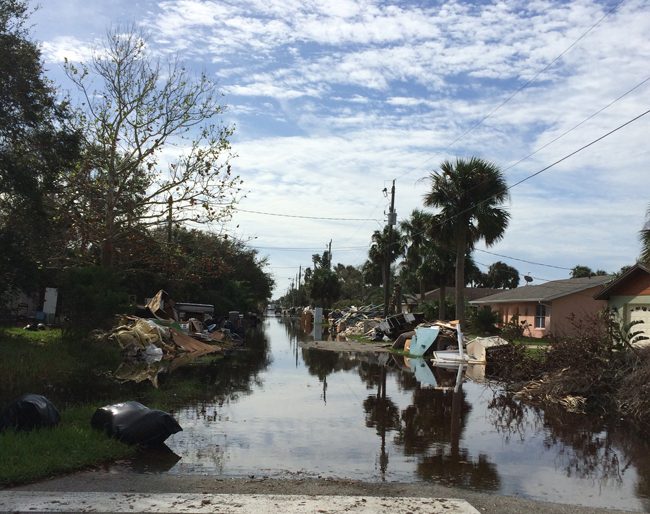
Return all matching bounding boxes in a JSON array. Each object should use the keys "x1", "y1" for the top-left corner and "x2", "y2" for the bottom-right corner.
[{"x1": 108, "y1": 318, "x2": 650, "y2": 510}]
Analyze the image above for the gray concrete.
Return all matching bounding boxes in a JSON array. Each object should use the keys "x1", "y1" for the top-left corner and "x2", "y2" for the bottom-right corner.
[
  {"x1": 8, "y1": 473, "x2": 640, "y2": 514},
  {"x1": 0, "y1": 491, "x2": 479, "y2": 513}
]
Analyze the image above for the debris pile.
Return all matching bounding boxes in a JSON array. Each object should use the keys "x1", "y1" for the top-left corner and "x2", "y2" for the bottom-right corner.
[
  {"x1": 329, "y1": 306, "x2": 424, "y2": 341},
  {"x1": 102, "y1": 290, "x2": 242, "y2": 387}
]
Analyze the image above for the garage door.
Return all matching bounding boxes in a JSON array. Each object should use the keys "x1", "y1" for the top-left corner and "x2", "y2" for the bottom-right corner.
[{"x1": 629, "y1": 305, "x2": 650, "y2": 342}]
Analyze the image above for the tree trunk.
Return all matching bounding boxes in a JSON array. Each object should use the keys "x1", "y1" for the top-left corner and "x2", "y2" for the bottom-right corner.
[
  {"x1": 455, "y1": 230, "x2": 467, "y2": 325},
  {"x1": 439, "y1": 284, "x2": 447, "y2": 321}
]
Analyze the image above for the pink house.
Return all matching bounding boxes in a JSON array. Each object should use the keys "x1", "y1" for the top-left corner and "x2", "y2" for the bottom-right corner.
[{"x1": 469, "y1": 276, "x2": 612, "y2": 338}]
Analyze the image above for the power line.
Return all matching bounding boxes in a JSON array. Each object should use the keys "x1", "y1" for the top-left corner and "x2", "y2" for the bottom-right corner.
[
  {"x1": 475, "y1": 249, "x2": 573, "y2": 271},
  {"x1": 507, "y1": 107, "x2": 650, "y2": 191},
  {"x1": 502, "y1": 74, "x2": 650, "y2": 174},
  {"x1": 234, "y1": 207, "x2": 379, "y2": 222},
  {"x1": 444, "y1": 0, "x2": 626, "y2": 153},
  {"x1": 396, "y1": 0, "x2": 627, "y2": 181},
  {"x1": 474, "y1": 260, "x2": 552, "y2": 283}
]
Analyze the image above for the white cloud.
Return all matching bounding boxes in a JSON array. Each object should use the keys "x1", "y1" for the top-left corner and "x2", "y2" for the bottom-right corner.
[
  {"x1": 40, "y1": 35, "x2": 96, "y2": 63},
  {"x1": 31, "y1": 0, "x2": 650, "y2": 296}
]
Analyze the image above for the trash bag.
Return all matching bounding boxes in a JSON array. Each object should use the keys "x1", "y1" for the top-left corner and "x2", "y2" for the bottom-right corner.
[
  {"x1": 91, "y1": 401, "x2": 182, "y2": 446},
  {"x1": 0, "y1": 394, "x2": 61, "y2": 432}
]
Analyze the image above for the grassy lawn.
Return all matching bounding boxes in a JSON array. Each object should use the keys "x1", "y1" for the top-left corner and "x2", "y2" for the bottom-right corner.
[
  {"x1": 0, "y1": 327, "x2": 137, "y2": 486},
  {"x1": 0, "y1": 327, "x2": 122, "y2": 399},
  {"x1": 0, "y1": 405, "x2": 134, "y2": 486}
]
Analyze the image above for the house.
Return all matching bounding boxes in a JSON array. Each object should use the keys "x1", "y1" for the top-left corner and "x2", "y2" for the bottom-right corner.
[
  {"x1": 470, "y1": 276, "x2": 613, "y2": 338},
  {"x1": 594, "y1": 263, "x2": 650, "y2": 343}
]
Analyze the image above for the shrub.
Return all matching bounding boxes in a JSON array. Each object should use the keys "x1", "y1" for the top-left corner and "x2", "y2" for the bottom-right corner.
[
  {"x1": 500, "y1": 315, "x2": 525, "y2": 341},
  {"x1": 468, "y1": 306, "x2": 499, "y2": 334}
]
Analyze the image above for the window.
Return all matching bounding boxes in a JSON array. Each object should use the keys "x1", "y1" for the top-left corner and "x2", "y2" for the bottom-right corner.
[{"x1": 535, "y1": 304, "x2": 546, "y2": 329}]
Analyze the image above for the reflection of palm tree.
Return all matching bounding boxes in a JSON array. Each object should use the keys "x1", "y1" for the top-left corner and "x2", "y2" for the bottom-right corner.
[
  {"x1": 394, "y1": 370, "x2": 500, "y2": 489},
  {"x1": 362, "y1": 367, "x2": 401, "y2": 478}
]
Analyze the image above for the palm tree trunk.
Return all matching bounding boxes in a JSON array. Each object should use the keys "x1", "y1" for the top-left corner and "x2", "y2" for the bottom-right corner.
[{"x1": 455, "y1": 230, "x2": 467, "y2": 324}]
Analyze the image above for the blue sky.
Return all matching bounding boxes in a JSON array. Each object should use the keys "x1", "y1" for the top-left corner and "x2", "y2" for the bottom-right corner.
[{"x1": 29, "y1": 0, "x2": 650, "y2": 298}]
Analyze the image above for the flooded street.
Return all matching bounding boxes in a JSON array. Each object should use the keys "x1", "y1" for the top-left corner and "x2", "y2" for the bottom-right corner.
[{"x1": 115, "y1": 317, "x2": 650, "y2": 511}]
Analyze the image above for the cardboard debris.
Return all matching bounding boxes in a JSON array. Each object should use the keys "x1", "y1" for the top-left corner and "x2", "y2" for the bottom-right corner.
[{"x1": 146, "y1": 290, "x2": 178, "y2": 321}]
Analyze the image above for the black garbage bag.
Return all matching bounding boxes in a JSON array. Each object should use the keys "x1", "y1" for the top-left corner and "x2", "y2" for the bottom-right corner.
[
  {"x1": 0, "y1": 394, "x2": 61, "y2": 432},
  {"x1": 91, "y1": 401, "x2": 182, "y2": 447}
]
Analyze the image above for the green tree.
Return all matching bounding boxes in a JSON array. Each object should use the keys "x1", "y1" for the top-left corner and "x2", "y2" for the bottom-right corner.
[
  {"x1": 0, "y1": 0, "x2": 80, "y2": 295},
  {"x1": 400, "y1": 209, "x2": 434, "y2": 302},
  {"x1": 308, "y1": 250, "x2": 340, "y2": 308},
  {"x1": 483, "y1": 261, "x2": 520, "y2": 289},
  {"x1": 641, "y1": 206, "x2": 650, "y2": 266},
  {"x1": 334, "y1": 264, "x2": 365, "y2": 304},
  {"x1": 570, "y1": 265, "x2": 608, "y2": 278},
  {"x1": 64, "y1": 26, "x2": 242, "y2": 267},
  {"x1": 364, "y1": 226, "x2": 405, "y2": 313},
  {"x1": 424, "y1": 157, "x2": 510, "y2": 324}
]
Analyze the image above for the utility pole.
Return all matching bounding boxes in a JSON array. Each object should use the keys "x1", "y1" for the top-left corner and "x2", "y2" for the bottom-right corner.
[
  {"x1": 384, "y1": 180, "x2": 396, "y2": 317},
  {"x1": 167, "y1": 195, "x2": 173, "y2": 244}
]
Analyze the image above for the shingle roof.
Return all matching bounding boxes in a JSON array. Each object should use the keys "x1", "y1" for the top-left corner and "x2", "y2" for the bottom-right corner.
[{"x1": 470, "y1": 275, "x2": 613, "y2": 304}]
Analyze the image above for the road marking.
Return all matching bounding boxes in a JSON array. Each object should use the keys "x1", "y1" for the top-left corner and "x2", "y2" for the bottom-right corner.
[{"x1": 0, "y1": 491, "x2": 480, "y2": 513}]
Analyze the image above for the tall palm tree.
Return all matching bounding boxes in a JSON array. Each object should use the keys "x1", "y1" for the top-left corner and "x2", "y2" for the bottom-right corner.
[
  {"x1": 366, "y1": 226, "x2": 405, "y2": 314},
  {"x1": 400, "y1": 209, "x2": 434, "y2": 302},
  {"x1": 424, "y1": 157, "x2": 510, "y2": 324},
  {"x1": 641, "y1": 204, "x2": 650, "y2": 266}
]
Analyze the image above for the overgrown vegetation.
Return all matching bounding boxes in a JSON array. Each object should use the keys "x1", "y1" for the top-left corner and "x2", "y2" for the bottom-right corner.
[{"x1": 490, "y1": 311, "x2": 650, "y2": 429}]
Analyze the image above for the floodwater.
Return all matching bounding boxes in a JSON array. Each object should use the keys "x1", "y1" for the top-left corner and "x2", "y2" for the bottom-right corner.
[{"x1": 120, "y1": 317, "x2": 650, "y2": 511}]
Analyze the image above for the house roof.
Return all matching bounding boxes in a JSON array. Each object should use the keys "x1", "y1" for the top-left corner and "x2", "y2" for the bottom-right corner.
[
  {"x1": 594, "y1": 263, "x2": 650, "y2": 300},
  {"x1": 470, "y1": 275, "x2": 613, "y2": 304}
]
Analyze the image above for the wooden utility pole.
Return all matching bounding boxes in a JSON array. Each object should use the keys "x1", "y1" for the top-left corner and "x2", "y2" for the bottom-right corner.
[
  {"x1": 167, "y1": 195, "x2": 173, "y2": 244},
  {"x1": 384, "y1": 180, "x2": 396, "y2": 317}
]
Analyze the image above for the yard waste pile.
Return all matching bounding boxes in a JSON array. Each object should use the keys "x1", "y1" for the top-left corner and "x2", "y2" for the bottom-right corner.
[
  {"x1": 0, "y1": 394, "x2": 60, "y2": 432},
  {"x1": 91, "y1": 401, "x2": 181, "y2": 446}
]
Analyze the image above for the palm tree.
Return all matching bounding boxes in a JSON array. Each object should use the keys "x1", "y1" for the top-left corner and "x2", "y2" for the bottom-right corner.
[
  {"x1": 366, "y1": 226, "x2": 405, "y2": 315},
  {"x1": 641, "y1": 204, "x2": 650, "y2": 266},
  {"x1": 424, "y1": 157, "x2": 510, "y2": 324},
  {"x1": 400, "y1": 209, "x2": 434, "y2": 302}
]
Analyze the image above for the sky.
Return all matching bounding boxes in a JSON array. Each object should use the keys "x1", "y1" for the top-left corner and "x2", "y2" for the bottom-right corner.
[{"x1": 27, "y1": 0, "x2": 650, "y2": 298}]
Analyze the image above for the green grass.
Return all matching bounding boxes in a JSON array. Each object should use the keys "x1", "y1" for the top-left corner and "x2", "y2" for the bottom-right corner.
[
  {"x1": 0, "y1": 405, "x2": 135, "y2": 486},
  {"x1": 0, "y1": 327, "x2": 122, "y2": 399},
  {"x1": 513, "y1": 335, "x2": 550, "y2": 346}
]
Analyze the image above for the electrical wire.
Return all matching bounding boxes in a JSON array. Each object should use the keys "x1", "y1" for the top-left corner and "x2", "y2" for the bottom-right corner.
[
  {"x1": 234, "y1": 207, "x2": 379, "y2": 222},
  {"x1": 396, "y1": 0, "x2": 627, "y2": 180},
  {"x1": 501, "y1": 74, "x2": 650, "y2": 174},
  {"x1": 474, "y1": 249, "x2": 573, "y2": 271}
]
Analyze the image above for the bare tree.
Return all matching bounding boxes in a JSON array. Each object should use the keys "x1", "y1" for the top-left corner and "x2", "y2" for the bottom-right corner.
[{"x1": 63, "y1": 27, "x2": 242, "y2": 266}]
